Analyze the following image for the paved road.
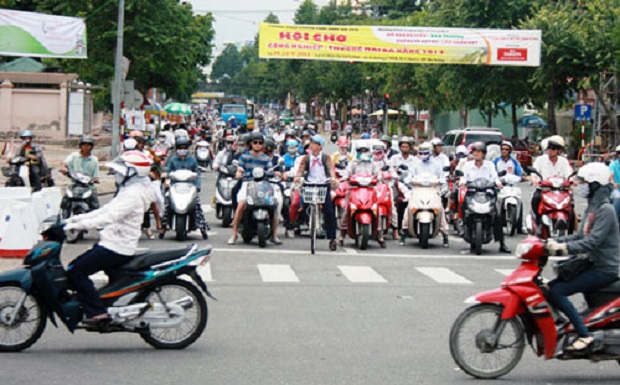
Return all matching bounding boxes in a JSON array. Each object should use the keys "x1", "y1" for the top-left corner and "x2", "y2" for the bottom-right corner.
[{"x1": 2, "y1": 163, "x2": 614, "y2": 385}]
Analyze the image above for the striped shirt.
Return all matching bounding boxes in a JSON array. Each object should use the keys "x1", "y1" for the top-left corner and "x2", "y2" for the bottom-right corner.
[{"x1": 238, "y1": 152, "x2": 272, "y2": 178}]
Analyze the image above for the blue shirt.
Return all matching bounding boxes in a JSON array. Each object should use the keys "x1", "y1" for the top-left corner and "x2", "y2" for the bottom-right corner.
[
  {"x1": 238, "y1": 152, "x2": 272, "y2": 178},
  {"x1": 167, "y1": 155, "x2": 201, "y2": 189},
  {"x1": 283, "y1": 153, "x2": 298, "y2": 169},
  {"x1": 493, "y1": 156, "x2": 523, "y2": 177},
  {"x1": 610, "y1": 160, "x2": 620, "y2": 189}
]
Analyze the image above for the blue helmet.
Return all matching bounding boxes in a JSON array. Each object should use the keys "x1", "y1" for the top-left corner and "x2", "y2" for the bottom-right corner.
[
  {"x1": 286, "y1": 139, "x2": 299, "y2": 147},
  {"x1": 20, "y1": 130, "x2": 34, "y2": 138}
]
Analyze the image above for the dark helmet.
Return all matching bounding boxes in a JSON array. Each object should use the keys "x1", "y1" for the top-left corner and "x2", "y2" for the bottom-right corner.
[
  {"x1": 79, "y1": 135, "x2": 94, "y2": 146},
  {"x1": 249, "y1": 131, "x2": 264, "y2": 143},
  {"x1": 176, "y1": 136, "x2": 190, "y2": 149},
  {"x1": 471, "y1": 141, "x2": 487, "y2": 154},
  {"x1": 239, "y1": 133, "x2": 251, "y2": 145},
  {"x1": 264, "y1": 138, "x2": 276, "y2": 151}
]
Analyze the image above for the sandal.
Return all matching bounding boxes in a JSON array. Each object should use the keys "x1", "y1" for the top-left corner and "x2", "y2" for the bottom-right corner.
[
  {"x1": 227, "y1": 235, "x2": 237, "y2": 245},
  {"x1": 566, "y1": 336, "x2": 594, "y2": 351},
  {"x1": 329, "y1": 239, "x2": 337, "y2": 251}
]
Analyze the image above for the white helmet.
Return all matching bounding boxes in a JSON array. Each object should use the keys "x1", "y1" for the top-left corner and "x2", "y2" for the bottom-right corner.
[
  {"x1": 106, "y1": 150, "x2": 152, "y2": 178},
  {"x1": 546, "y1": 135, "x2": 565, "y2": 150},
  {"x1": 501, "y1": 140, "x2": 513, "y2": 150},
  {"x1": 430, "y1": 138, "x2": 444, "y2": 147},
  {"x1": 456, "y1": 145, "x2": 468, "y2": 158},
  {"x1": 123, "y1": 138, "x2": 137, "y2": 151},
  {"x1": 418, "y1": 142, "x2": 433, "y2": 162},
  {"x1": 615, "y1": 144, "x2": 620, "y2": 152},
  {"x1": 577, "y1": 162, "x2": 611, "y2": 186}
]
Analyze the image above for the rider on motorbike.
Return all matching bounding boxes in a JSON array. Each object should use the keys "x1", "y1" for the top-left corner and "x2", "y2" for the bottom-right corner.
[
  {"x1": 403, "y1": 142, "x2": 450, "y2": 247},
  {"x1": 213, "y1": 136, "x2": 237, "y2": 172},
  {"x1": 372, "y1": 143, "x2": 391, "y2": 171},
  {"x1": 331, "y1": 137, "x2": 352, "y2": 167},
  {"x1": 545, "y1": 162, "x2": 620, "y2": 352},
  {"x1": 390, "y1": 136, "x2": 419, "y2": 239},
  {"x1": 339, "y1": 142, "x2": 382, "y2": 244},
  {"x1": 65, "y1": 150, "x2": 154, "y2": 323},
  {"x1": 380, "y1": 135, "x2": 398, "y2": 160},
  {"x1": 229, "y1": 132, "x2": 280, "y2": 245},
  {"x1": 460, "y1": 142, "x2": 510, "y2": 253},
  {"x1": 165, "y1": 137, "x2": 209, "y2": 239},
  {"x1": 60, "y1": 135, "x2": 100, "y2": 210},
  {"x1": 493, "y1": 141, "x2": 525, "y2": 233},
  {"x1": 431, "y1": 138, "x2": 450, "y2": 177},
  {"x1": 17, "y1": 130, "x2": 47, "y2": 191},
  {"x1": 530, "y1": 135, "x2": 573, "y2": 226},
  {"x1": 283, "y1": 139, "x2": 300, "y2": 170}
]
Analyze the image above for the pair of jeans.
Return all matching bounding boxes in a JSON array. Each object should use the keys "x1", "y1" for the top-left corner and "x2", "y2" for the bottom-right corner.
[
  {"x1": 67, "y1": 244, "x2": 132, "y2": 318},
  {"x1": 547, "y1": 268, "x2": 617, "y2": 337}
]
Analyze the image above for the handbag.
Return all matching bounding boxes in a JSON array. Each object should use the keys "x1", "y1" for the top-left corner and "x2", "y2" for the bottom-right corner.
[{"x1": 553, "y1": 256, "x2": 592, "y2": 281}]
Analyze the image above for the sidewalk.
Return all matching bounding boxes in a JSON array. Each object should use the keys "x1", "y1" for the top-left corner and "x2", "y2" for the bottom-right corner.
[{"x1": 1, "y1": 142, "x2": 117, "y2": 196}]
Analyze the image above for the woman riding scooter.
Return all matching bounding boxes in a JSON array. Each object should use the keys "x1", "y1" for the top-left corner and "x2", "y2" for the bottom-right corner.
[{"x1": 545, "y1": 162, "x2": 620, "y2": 352}]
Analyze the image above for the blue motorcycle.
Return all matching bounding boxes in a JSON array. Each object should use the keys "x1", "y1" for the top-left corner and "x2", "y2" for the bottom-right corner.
[{"x1": 0, "y1": 216, "x2": 215, "y2": 352}]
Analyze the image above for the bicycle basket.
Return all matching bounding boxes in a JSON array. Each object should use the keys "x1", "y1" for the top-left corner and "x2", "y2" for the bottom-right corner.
[{"x1": 302, "y1": 185, "x2": 328, "y2": 204}]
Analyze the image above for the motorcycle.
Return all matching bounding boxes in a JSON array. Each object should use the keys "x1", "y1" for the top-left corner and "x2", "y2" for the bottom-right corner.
[
  {"x1": 450, "y1": 236, "x2": 620, "y2": 379},
  {"x1": 447, "y1": 172, "x2": 463, "y2": 233},
  {"x1": 343, "y1": 174, "x2": 380, "y2": 250},
  {"x1": 460, "y1": 174, "x2": 498, "y2": 255},
  {"x1": 0, "y1": 215, "x2": 214, "y2": 352},
  {"x1": 375, "y1": 166, "x2": 393, "y2": 244},
  {"x1": 163, "y1": 170, "x2": 198, "y2": 241},
  {"x1": 405, "y1": 173, "x2": 443, "y2": 249},
  {"x1": 195, "y1": 140, "x2": 212, "y2": 170},
  {"x1": 498, "y1": 173, "x2": 523, "y2": 236},
  {"x1": 215, "y1": 164, "x2": 238, "y2": 228},
  {"x1": 332, "y1": 162, "x2": 349, "y2": 229},
  {"x1": 2, "y1": 155, "x2": 30, "y2": 188},
  {"x1": 61, "y1": 171, "x2": 96, "y2": 243},
  {"x1": 526, "y1": 167, "x2": 577, "y2": 239},
  {"x1": 241, "y1": 168, "x2": 277, "y2": 248}
]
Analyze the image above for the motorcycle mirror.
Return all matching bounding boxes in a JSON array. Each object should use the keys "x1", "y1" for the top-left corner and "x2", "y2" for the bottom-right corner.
[
  {"x1": 443, "y1": 166, "x2": 451, "y2": 172},
  {"x1": 454, "y1": 170, "x2": 464, "y2": 177},
  {"x1": 525, "y1": 214, "x2": 535, "y2": 235},
  {"x1": 382, "y1": 165, "x2": 390, "y2": 172},
  {"x1": 498, "y1": 170, "x2": 507, "y2": 177},
  {"x1": 232, "y1": 160, "x2": 239, "y2": 167}
]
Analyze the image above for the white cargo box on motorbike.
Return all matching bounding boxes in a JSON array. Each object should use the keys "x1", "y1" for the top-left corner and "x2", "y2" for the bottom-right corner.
[
  {"x1": 31, "y1": 187, "x2": 62, "y2": 224},
  {"x1": 0, "y1": 200, "x2": 40, "y2": 258}
]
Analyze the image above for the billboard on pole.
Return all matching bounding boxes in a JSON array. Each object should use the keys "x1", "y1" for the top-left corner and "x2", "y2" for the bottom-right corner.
[
  {"x1": 0, "y1": 9, "x2": 87, "y2": 59},
  {"x1": 259, "y1": 23, "x2": 541, "y2": 67}
]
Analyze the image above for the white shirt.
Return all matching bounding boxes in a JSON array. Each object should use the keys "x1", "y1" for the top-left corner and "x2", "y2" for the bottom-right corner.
[
  {"x1": 391, "y1": 153, "x2": 420, "y2": 181},
  {"x1": 307, "y1": 153, "x2": 328, "y2": 183},
  {"x1": 532, "y1": 154, "x2": 573, "y2": 181},
  {"x1": 145, "y1": 123, "x2": 156, "y2": 139},
  {"x1": 162, "y1": 131, "x2": 175, "y2": 148},
  {"x1": 434, "y1": 152, "x2": 450, "y2": 176},
  {"x1": 412, "y1": 158, "x2": 446, "y2": 186},
  {"x1": 461, "y1": 160, "x2": 498, "y2": 184},
  {"x1": 273, "y1": 132, "x2": 285, "y2": 143},
  {"x1": 495, "y1": 157, "x2": 518, "y2": 175}
]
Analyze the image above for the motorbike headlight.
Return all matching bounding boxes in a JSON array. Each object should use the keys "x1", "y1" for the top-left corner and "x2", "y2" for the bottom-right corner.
[
  {"x1": 515, "y1": 242, "x2": 533, "y2": 259},
  {"x1": 83, "y1": 189, "x2": 92, "y2": 199},
  {"x1": 247, "y1": 195, "x2": 254, "y2": 205},
  {"x1": 66, "y1": 188, "x2": 73, "y2": 198},
  {"x1": 254, "y1": 209, "x2": 268, "y2": 220}
]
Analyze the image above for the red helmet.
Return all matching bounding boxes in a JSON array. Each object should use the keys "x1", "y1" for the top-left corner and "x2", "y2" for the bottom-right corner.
[{"x1": 336, "y1": 137, "x2": 349, "y2": 147}]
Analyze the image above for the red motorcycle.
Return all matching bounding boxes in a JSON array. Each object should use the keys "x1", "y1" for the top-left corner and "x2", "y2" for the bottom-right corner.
[
  {"x1": 375, "y1": 169, "x2": 393, "y2": 244},
  {"x1": 450, "y1": 236, "x2": 620, "y2": 379},
  {"x1": 447, "y1": 173, "x2": 463, "y2": 232},
  {"x1": 527, "y1": 167, "x2": 577, "y2": 239},
  {"x1": 332, "y1": 164, "x2": 349, "y2": 229},
  {"x1": 343, "y1": 174, "x2": 380, "y2": 249}
]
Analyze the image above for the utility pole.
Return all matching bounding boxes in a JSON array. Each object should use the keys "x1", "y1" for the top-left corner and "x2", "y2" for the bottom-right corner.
[
  {"x1": 382, "y1": 93, "x2": 389, "y2": 135},
  {"x1": 111, "y1": 0, "x2": 125, "y2": 159}
]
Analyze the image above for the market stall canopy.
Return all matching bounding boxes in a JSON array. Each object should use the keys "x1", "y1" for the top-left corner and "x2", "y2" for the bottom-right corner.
[
  {"x1": 369, "y1": 109, "x2": 404, "y2": 117},
  {"x1": 144, "y1": 99, "x2": 167, "y2": 115},
  {"x1": 164, "y1": 102, "x2": 192, "y2": 116}
]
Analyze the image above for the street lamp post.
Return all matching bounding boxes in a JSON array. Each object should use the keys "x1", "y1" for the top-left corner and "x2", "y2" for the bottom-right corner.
[{"x1": 111, "y1": 0, "x2": 125, "y2": 159}]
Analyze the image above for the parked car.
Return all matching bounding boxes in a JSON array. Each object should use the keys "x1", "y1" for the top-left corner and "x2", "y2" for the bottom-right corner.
[{"x1": 442, "y1": 127, "x2": 504, "y2": 157}]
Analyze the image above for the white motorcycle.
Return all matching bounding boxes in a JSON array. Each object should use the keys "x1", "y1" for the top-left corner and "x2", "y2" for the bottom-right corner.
[
  {"x1": 405, "y1": 173, "x2": 443, "y2": 249},
  {"x1": 195, "y1": 140, "x2": 212, "y2": 170},
  {"x1": 497, "y1": 173, "x2": 523, "y2": 236},
  {"x1": 215, "y1": 164, "x2": 238, "y2": 228},
  {"x1": 164, "y1": 170, "x2": 198, "y2": 241}
]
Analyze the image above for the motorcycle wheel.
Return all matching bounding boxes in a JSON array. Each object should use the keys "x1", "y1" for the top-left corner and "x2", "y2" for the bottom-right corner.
[
  {"x1": 449, "y1": 304, "x2": 525, "y2": 379},
  {"x1": 506, "y1": 205, "x2": 517, "y2": 236},
  {"x1": 474, "y1": 221, "x2": 483, "y2": 256},
  {"x1": 310, "y1": 205, "x2": 317, "y2": 254},
  {"x1": 359, "y1": 223, "x2": 370, "y2": 250},
  {"x1": 419, "y1": 223, "x2": 430, "y2": 249},
  {"x1": 139, "y1": 279, "x2": 207, "y2": 350},
  {"x1": 222, "y1": 207, "x2": 232, "y2": 228},
  {"x1": 257, "y1": 222, "x2": 267, "y2": 248},
  {"x1": 0, "y1": 284, "x2": 47, "y2": 352},
  {"x1": 175, "y1": 215, "x2": 187, "y2": 241}
]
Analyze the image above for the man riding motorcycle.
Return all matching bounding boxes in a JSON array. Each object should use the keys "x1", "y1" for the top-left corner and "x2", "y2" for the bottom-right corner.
[
  {"x1": 431, "y1": 138, "x2": 450, "y2": 177},
  {"x1": 213, "y1": 136, "x2": 237, "y2": 172},
  {"x1": 165, "y1": 137, "x2": 209, "y2": 239},
  {"x1": 380, "y1": 135, "x2": 398, "y2": 160},
  {"x1": 60, "y1": 135, "x2": 100, "y2": 211},
  {"x1": 493, "y1": 140, "x2": 525, "y2": 233},
  {"x1": 460, "y1": 142, "x2": 510, "y2": 253},
  {"x1": 530, "y1": 135, "x2": 573, "y2": 226},
  {"x1": 64, "y1": 150, "x2": 154, "y2": 323},
  {"x1": 390, "y1": 136, "x2": 419, "y2": 239},
  {"x1": 283, "y1": 139, "x2": 300, "y2": 170},
  {"x1": 331, "y1": 137, "x2": 352, "y2": 167},
  {"x1": 17, "y1": 130, "x2": 48, "y2": 191},
  {"x1": 545, "y1": 162, "x2": 620, "y2": 352},
  {"x1": 403, "y1": 142, "x2": 450, "y2": 247}
]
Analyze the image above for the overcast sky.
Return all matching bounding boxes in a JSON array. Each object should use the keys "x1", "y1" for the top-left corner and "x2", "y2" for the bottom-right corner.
[{"x1": 188, "y1": 0, "x2": 331, "y2": 55}]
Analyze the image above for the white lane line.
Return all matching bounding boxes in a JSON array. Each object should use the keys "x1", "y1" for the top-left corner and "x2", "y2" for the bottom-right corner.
[
  {"x1": 495, "y1": 269, "x2": 514, "y2": 277},
  {"x1": 258, "y1": 264, "x2": 299, "y2": 283},
  {"x1": 198, "y1": 262, "x2": 213, "y2": 282},
  {"x1": 416, "y1": 267, "x2": 472, "y2": 284},
  {"x1": 338, "y1": 266, "x2": 387, "y2": 283}
]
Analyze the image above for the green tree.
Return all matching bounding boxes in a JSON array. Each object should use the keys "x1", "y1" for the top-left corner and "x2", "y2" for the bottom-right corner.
[
  {"x1": 294, "y1": 0, "x2": 318, "y2": 24},
  {"x1": 211, "y1": 44, "x2": 243, "y2": 83}
]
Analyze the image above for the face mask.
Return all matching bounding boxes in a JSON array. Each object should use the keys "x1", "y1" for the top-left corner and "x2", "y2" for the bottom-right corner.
[
  {"x1": 158, "y1": 137, "x2": 166, "y2": 143},
  {"x1": 419, "y1": 151, "x2": 432, "y2": 162},
  {"x1": 22, "y1": 139, "x2": 31, "y2": 146},
  {"x1": 357, "y1": 152, "x2": 371, "y2": 162},
  {"x1": 177, "y1": 149, "x2": 188, "y2": 157},
  {"x1": 373, "y1": 151, "x2": 384, "y2": 161},
  {"x1": 575, "y1": 183, "x2": 590, "y2": 198},
  {"x1": 287, "y1": 147, "x2": 298, "y2": 155}
]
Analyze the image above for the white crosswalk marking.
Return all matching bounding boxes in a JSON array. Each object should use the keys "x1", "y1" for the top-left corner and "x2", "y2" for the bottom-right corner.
[
  {"x1": 416, "y1": 267, "x2": 472, "y2": 284},
  {"x1": 338, "y1": 266, "x2": 387, "y2": 283},
  {"x1": 495, "y1": 269, "x2": 514, "y2": 277},
  {"x1": 258, "y1": 264, "x2": 300, "y2": 283},
  {"x1": 198, "y1": 262, "x2": 213, "y2": 282}
]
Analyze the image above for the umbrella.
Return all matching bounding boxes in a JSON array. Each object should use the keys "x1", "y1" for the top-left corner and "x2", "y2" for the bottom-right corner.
[
  {"x1": 144, "y1": 99, "x2": 167, "y2": 115},
  {"x1": 518, "y1": 115, "x2": 548, "y2": 129},
  {"x1": 164, "y1": 102, "x2": 192, "y2": 116},
  {"x1": 369, "y1": 109, "x2": 404, "y2": 117}
]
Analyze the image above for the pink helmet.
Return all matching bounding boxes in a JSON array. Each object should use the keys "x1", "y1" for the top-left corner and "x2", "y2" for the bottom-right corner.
[{"x1": 336, "y1": 137, "x2": 349, "y2": 147}]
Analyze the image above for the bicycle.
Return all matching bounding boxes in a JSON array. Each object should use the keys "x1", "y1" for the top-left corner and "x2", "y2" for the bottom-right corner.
[{"x1": 301, "y1": 180, "x2": 329, "y2": 254}]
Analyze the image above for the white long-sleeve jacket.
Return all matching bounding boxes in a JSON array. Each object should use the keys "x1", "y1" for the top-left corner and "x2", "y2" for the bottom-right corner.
[{"x1": 67, "y1": 179, "x2": 154, "y2": 255}]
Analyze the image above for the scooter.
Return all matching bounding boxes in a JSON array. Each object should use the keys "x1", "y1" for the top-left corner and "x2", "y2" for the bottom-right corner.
[
  {"x1": 195, "y1": 140, "x2": 212, "y2": 170},
  {"x1": 461, "y1": 174, "x2": 498, "y2": 255},
  {"x1": 214, "y1": 164, "x2": 238, "y2": 228},
  {"x1": 375, "y1": 167, "x2": 393, "y2": 245},
  {"x1": 241, "y1": 168, "x2": 277, "y2": 248},
  {"x1": 61, "y1": 171, "x2": 96, "y2": 243},
  {"x1": 498, "y1": 173, "x2": 523, "y2": 236},
  {"x1": 0, "y1": 215, "x2": 214, "y2": 352},
  {"x1": 2, "y1": 155, "x2": 30, "y2": 188},
  {"x1": 450, "y1": 235, "x2": 620, "y2": 379},
  {"x1": 343, "y1": 174, "x2": 380, "y2": 250},
  {"x1": 164, "y1": 170, "x2": 198, "y2": 241},
  {"x1": 447, "y1": 172, "x2": 463, "y2": 232},
  {"x1": 405, "y1": 173, "x2": 443, "y2": 249},
  {"x1": 526, "y1": 167, "x2": 577, "y2": 239},
  {"x1": 332, "y1": 162, "x2": 349, "y2": 229}
]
